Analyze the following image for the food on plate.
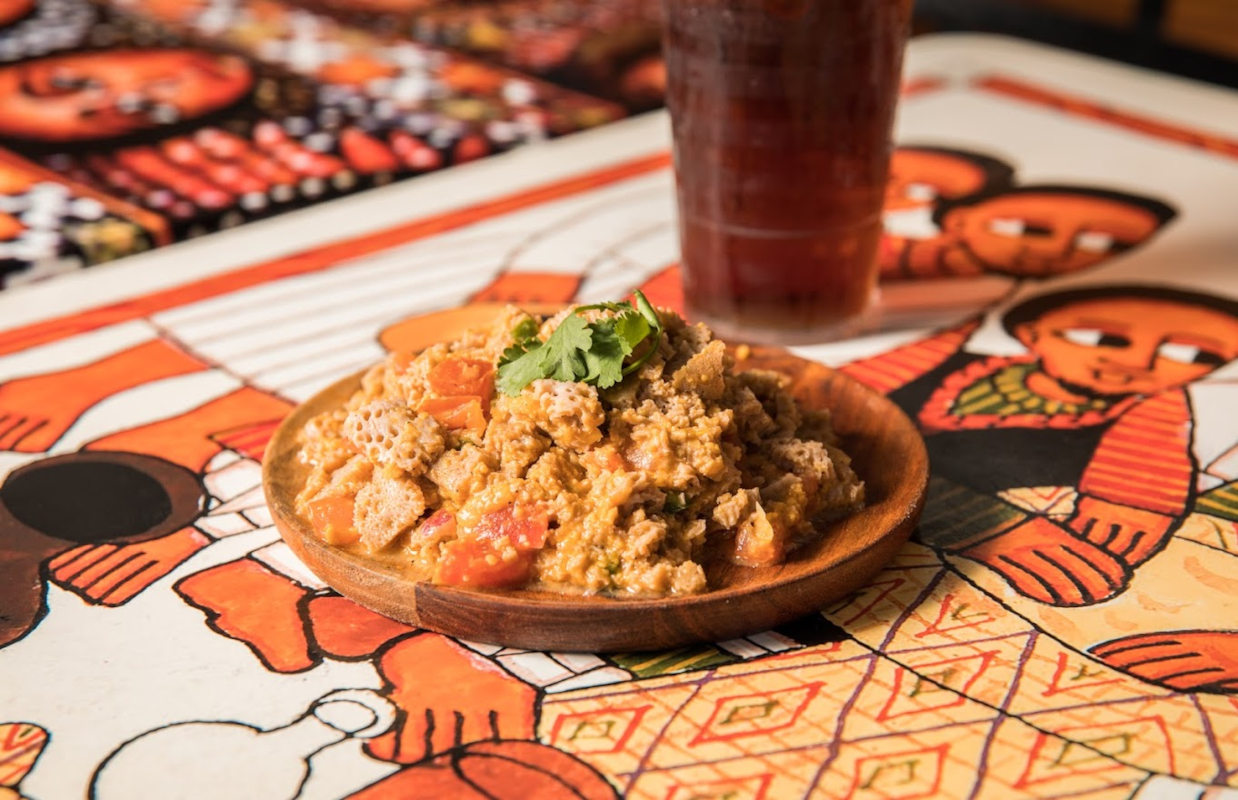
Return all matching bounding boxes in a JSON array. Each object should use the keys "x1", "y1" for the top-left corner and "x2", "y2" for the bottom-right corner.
[{"x1": 294, "y1": 293, "x2": 864, "y2": 596}]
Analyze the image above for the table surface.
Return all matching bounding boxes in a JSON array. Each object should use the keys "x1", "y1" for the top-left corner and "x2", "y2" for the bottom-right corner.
[{"x1": 2, "y1": 34, "x2": 1238, "y2": 800}]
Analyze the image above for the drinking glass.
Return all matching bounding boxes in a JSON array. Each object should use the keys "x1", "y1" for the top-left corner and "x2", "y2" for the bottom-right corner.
[{"x1": 662, "y1": 0, "x2": 913, "y2": 343}]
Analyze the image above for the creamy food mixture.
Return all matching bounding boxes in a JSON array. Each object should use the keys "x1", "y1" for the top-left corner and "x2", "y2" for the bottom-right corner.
[{"x1": 295, "y1": 303, "x2": 864, "y2": 596}]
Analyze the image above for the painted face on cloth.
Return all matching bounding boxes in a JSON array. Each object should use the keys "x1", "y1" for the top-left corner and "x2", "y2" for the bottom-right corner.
[
  {"x1": 885, "y1": 148, "x2": 997, "y2": 212},
  {"x1": 943, "y1": 191, "x2": 1164, "y2": 277},
  {"x1": 0, "y1": 49, "x2": 252, "y2": 142},
  {"x1": 1013, "y1": 296, "x2": 1238, "y2": 398}
]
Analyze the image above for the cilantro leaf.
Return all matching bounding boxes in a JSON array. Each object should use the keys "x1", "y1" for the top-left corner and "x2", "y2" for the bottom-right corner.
[
  {"x1": 498, "y1": 341, "x2": 530, "y2": 367},
  {"x1": 495, "y1": 317, "x2": 551, "y2": 395},
  {"x1": 496, "y1": 341, "x2": 548, "y2": 395},
  {"x1": 623, "y1": 290, "x2": 662, "y2": 376},
  {"x1": 550, "y1": 313, "x2": 593, "y2": 356},
  {"x1": 511, "y1": 317, "x2": 540, "y2": 345},
  {"x1": 498, "y1": 314, "x2": 592, "y2": 394},
  {"x1": 582, "y1": 321, "x2": 626, "y2": 388},
  {"x1": 495, "y1": 291, "x2": 664, "y2": 396},
  {"x1": 549, "y1": 348, "x2": 586, "y2": 382},
  {"x1": 634, "y1": 290, "x2": 660, "y2": 329},
  {"x1": 575, "y1": 301, "x2": 632, "y2": 315},
  {"x1": 611, "y1": 309, "x2": 650, "y2": 356}
]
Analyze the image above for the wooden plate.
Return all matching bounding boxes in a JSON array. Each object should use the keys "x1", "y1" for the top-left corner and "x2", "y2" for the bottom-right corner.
[{"x1": 263, "y1": 346, "x2": 928, "y2": 652}]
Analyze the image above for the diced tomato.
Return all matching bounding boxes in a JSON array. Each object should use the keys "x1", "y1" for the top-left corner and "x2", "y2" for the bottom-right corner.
[
  {"x1": 474, "y1": 504, "x2": 549, "y2": 550},
  {"x1": 305, "y1": 495, "x2": 359, "y2": 546},
  {"x1": 413, "y1": 509, "x2": 457, "y2": 542},
  {"x1": 433, "y1": 505, "x2": 549, "y2": 589},
  {"x1": 419, "y1": 395, "x2": 487, "y2": 434},
  {"x1": 428, "y1": 358, "x2": 495, "y2": 403},
  {"x1": 435, "y1": 540, "x2": 537, "y2": 588}
]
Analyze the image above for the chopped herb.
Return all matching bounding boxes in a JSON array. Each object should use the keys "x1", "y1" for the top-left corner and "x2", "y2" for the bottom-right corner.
[
  {"x1": 511, "y1": 316, "x2": 540, "y2": 345},
  {"x1": 496, "y1": 290, "x2": 663, "y2": 396},
  {"x1": 581, "y1": 320, "x2": 626, "y2": 388},
  {"x1": 663, "y1": 492, "x2": 688, "y2": 514}
]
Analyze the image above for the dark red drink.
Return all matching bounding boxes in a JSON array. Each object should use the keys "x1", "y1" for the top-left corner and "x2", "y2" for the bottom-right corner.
[{"x1": 662, "y1": 0, "x2": 911, "y2": 341}]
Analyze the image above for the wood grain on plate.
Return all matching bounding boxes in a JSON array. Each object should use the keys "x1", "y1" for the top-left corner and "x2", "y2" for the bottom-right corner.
[{"x1": 263, "y1": 346, "x2": 928, "y2": 652}]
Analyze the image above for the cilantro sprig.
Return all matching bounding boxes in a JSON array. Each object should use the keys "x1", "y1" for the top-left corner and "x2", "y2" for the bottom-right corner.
[{"x1": 496, "y1": 290, "x2": 663, "y2": 396}]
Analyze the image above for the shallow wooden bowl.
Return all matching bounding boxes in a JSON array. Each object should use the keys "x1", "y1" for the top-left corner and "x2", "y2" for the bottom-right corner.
[{"x1": 263, "y1": 346, "x2": 927, "y2": 652}]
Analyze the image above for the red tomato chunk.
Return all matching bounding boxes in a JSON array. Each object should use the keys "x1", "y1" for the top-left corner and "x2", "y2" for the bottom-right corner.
[
  {"x1": 413, "y1": 508, "x2": 457, "y2": 542},
  {"x1": 434, "y1": 505, "x2": 549, "y2": 589}
]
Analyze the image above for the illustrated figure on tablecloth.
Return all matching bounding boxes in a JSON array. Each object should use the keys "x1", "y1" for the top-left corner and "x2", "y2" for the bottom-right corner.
[
  {"x1": 90, "y1": 689, "x2": 397, "y2": 799},
  {"x1": 842, "y1": 284, "x2": 1238, "y2": 693},
  {"x1": 880, "y1": 144, "x2": 1016, "y2": 245},
  {"x1": 0, "y1": 180, "x2": 698, "y2": 794},
  {"x1": 0, "y1": 323, "x2": 301, "y2": 648},
  {"x1": 85, "y1": 681, "x2": 617, "y2": 799},
  {"x1": 879, "y1": 167, "x2": 1176, "y2": 282},
  {"x1": 632, "y1": 146, "x2": 1178, "y2": 323},
  {"x1": 0, "y1": 327, "x2": 621, "y2": 797},
  {"x1": 0, "y1": 722, "x2": 45, "y2": 800}
]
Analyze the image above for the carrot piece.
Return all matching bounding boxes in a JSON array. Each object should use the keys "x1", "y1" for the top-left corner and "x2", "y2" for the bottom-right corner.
[
  {"x1": 581, "y1": 444, "x2": 626, "y2": 473},
  {"x1": 420, "y1": 395, "x2": 487, "y2": 433},
  {"x1": 306, "y1": 495, "x2": 359, "y2": 546},
  {"x1": 428, "y1": 357, "x2": 495, "y2": 401}
]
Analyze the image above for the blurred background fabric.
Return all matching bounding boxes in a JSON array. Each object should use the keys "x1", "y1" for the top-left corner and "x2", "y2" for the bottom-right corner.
[
  {"x1": 915, "y1": 0, "x2": 1237, "y2": 88},
  {"x1": 0, "y1": 0, "x2": 1231, "y2": 289}
]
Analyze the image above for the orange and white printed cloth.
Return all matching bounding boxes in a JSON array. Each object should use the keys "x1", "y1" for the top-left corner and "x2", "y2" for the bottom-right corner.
[{"x1": 1, "y1": 36, "x2": 1237, "y2": 800}]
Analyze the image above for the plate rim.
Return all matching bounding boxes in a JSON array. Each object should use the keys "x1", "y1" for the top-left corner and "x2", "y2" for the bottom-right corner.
[{"x1": 262, "y1": 346, "x2": 928, "y2": 649}]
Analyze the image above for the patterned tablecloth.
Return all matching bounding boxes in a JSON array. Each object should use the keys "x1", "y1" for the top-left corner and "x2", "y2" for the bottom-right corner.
[
  {"x1": 2, "y1": 35, "x2": 1238, "y2": 800},
  {"x1": 0, "y1": 0, "x2": 655, "y2": 288}
]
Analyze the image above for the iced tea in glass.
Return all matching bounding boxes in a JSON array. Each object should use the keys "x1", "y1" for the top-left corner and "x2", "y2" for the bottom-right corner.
[{"x1": 662, "y1": 0, "x2": 912, "y2": 342}]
